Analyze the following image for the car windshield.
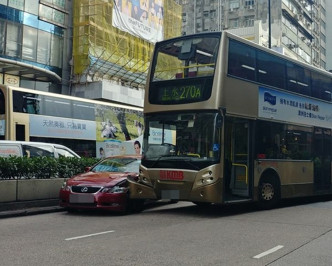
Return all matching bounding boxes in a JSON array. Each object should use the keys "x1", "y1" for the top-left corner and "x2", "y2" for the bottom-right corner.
[
  {"x1": 143, "y1": 112, "x2": 221, "y2": 164},
  {"x1": 91, "y1": 158, "x2": 141, "y2": 173}
]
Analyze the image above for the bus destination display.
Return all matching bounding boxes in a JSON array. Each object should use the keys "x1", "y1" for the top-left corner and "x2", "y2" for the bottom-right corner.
[{"x1": 159, "y1": 84, "x2": 204, "y2": 103}]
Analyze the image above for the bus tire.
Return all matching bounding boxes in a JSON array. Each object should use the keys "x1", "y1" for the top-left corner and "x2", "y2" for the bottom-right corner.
[{"x1": 258, "y1": 175, "x2": 280, "y2": 209}]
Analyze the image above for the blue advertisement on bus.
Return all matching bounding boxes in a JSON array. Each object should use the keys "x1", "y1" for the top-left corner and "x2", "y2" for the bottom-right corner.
[{"x1": 258, "y1": 87, "x2": 332, "y2": 128}]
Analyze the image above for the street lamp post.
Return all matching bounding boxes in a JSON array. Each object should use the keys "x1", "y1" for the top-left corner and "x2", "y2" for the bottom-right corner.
[{"x1": 268, "y1": 0, "x2": 271, "y2": 48}]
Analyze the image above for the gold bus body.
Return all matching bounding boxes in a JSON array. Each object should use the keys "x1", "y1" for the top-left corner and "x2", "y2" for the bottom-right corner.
[{"x1": 129, "y1": 31, "x2": 332, "y2": 206}]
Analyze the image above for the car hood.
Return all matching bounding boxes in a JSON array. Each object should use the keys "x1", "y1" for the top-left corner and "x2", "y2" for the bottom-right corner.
[{"x1": 66, "y1": 171, "x2": 136, "y2": 187}]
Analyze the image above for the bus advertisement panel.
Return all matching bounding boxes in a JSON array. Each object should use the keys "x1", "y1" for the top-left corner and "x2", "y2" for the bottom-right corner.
[{"x1": 259, "y1": 86, "x2": 332, "y2": 128}]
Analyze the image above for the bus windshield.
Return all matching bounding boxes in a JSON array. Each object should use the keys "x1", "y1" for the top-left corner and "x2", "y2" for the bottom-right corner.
[
  {"x1": 143, "y1": 112, "x2": 221, "y2": 169},
  {"x1": 152, "y1": 35, "x2": 220, "y2": 81}
]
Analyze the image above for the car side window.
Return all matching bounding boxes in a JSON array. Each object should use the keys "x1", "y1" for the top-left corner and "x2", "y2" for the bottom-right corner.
[
  {"x1": 23, "y1": 145, "x2": 54, "y2": 157},
  {"x1": 56, "y1": 148, "x2": 76, "y2": 158}
]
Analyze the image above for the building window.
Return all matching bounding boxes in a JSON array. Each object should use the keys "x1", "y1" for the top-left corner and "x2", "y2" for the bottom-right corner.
[
  {"x1": 6, "y1": 22, "x2": 22, "y2": 57},
  {"x1": 229, "y1": 19, "x2": 239, "y2": 28},
  {"x1": 245, "y1": 0, "x2": 255, "y2": 6},
  {"x1": 230, "y1": 0, "x2": 240, "y2": 10},
  {"x1": 244, "y1": 16, "x2": 254, "y2": 27},
  {"x1": 0, "y1": 20, "x2": 5, "y2": 55},
  {"x1": 37, "y1": 30, "x2": 51, "y2": 65},
  {"x1": 210, "y1": 9, "x2": 216, "y2": 18},
  {"x1": 22, "y1": 26, "x2": 37, "y2": 61}
]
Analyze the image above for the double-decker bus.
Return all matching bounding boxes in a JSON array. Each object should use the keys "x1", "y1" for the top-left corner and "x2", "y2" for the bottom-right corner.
[
  {"x1": 128, "y1": 31, "x2": 332, "y2": 208},
  {"x1": 0, "y1": 85, "x2": 143, "y2": 157}
]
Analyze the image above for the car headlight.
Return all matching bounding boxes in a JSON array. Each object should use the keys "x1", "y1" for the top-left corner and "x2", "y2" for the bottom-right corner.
[
  {"x1": 101, "y1": 185, "x2": 128, "y2": 194},
  {"x1": 61, "y1": 181, "x2": 71, "y2": 191}
]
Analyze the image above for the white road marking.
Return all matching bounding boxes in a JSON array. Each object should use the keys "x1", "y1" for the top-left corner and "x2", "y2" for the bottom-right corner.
[
  {"x1": 65, "y1": 230, "x2": 115, "y2": 241},
  {"x1": 253, "y1": 245, "x2": 284, "y2": 259}
]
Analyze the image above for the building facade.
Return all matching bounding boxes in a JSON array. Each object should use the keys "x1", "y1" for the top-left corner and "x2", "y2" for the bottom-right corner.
[
  {"x1": 326, "y1": 0, "x2": 332, "y2": 71},
  {"x1": 70, "y1": 0, "x2": 182, "y2": 108},
  {"x1": 0, "y1": 0, "x2": 72, "y2": 93},
  {"x1": 180, "y1": 0, "x2": 327, "y2": 70}
]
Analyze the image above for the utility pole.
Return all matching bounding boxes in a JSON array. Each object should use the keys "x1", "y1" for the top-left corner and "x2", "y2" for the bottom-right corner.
[{"x1": 268, "y1": 0, "x2": 271, "y2": 48}]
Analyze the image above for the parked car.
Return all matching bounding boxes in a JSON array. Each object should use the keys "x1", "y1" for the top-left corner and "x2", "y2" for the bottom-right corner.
[
  {"x1": 0, "y1": 141, "x2": 80, "y2": 158},
  {"x1": 59, "y1": 155, "x2": 144, "y2": 213}
]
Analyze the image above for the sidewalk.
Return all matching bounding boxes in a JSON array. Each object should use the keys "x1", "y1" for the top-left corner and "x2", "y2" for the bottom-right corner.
[{"x1": 0, "y1": 199, "x2": 64, "y2": 218}]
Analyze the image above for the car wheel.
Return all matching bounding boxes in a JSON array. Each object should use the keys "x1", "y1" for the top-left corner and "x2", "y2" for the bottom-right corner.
[{"x1": 258, "y1": 176, "x2": 280, "y2": 209}]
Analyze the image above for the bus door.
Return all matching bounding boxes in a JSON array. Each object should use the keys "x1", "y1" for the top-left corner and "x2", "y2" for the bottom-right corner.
[
  {"x1": 224, "y1": 118, "x2": 251, "y2": 201},
  {"x1": 313, "y1": 128, "x2": 331, "y2": 190},
  {"x1": 12, "y1": 113, "x2": 29, "y2": 141}
]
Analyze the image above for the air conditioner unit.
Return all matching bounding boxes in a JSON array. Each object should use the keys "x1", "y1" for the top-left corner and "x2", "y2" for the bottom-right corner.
[{"x1": 249, "y1": 5, "x2": 253, "y2": 10}]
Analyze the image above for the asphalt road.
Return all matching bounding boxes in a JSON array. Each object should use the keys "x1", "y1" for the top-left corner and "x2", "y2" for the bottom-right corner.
[{"x1": 1, "y1": 197, "x2": 332, "y2": 266}]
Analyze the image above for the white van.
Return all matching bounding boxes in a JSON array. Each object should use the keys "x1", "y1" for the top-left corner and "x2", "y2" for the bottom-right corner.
[{"x1": 0, "y1": 141, "x2": 80, "y2": 158}]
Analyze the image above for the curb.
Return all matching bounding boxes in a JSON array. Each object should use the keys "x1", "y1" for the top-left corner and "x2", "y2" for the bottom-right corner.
[{"x1": 0, "y1": 199, "x2": 65, "y2": 218}]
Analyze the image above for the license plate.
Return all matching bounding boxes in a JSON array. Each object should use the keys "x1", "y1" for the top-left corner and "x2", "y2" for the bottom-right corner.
[
  {"x1": 69, "y1": 194, "x2": 94, "y2": 203},
  {"x1": 161, "y1": 190, "x2": 179, "y2": 199}
]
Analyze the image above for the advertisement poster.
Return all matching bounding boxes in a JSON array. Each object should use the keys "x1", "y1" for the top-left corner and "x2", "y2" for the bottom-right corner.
[
  {"x1": 112, "y1": 0, "x2": 164, "y2": 43},
  {"x1": 148, "y1": 127, "x2": 175, "y2": 144},
  {"x1": 258, "y1": 86, "x2": 332, "y2": 128},
  {"x1": 30, "y1": 115, "x2": 97, "y2": 140},
  {"x1": 95, "y1": 104, "x2": 144, "y2": 158}
]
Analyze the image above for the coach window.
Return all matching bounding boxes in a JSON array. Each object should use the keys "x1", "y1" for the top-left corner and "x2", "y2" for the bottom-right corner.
[
  {"x1": 13, "y1": 91, "x2": 39, "y2": 114},
  {"x1": 257, "y1": 51, "x2": 285, "y2": 89},
  {"x1": 286, "y1": 62, "x2": 311, "y2": 96},
  {"x1": 256, "y1": 121, "x2": 284, "y2": 159},
  {"x1": 228, "y1": 40, "x2": 256, "y2": 82},
  {"x1": 284, "y1": 125, "x2": 312, "y2": 160},
  {"x1": 40, "y1": 95, "x2": 71, "y2": 118},
  {"x1": 312, "y1": 72, "x2": 332, "y2": 101},
  {"x1": 72, "y1": 100, "x2": 95, "y2": 120}
]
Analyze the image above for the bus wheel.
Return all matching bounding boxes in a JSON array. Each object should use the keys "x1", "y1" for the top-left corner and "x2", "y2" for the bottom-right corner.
[{"x1": 258, "y1": 177, "x2": 280, "y2": 209}]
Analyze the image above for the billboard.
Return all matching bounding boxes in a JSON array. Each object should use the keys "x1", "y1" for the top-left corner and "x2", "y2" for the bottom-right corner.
[
  {"x1": 112, "y1": 0, "x2": 164, "y2": 43},
  {"x1": 259, "y1": 87, "x2": 332, "y2": 128}
]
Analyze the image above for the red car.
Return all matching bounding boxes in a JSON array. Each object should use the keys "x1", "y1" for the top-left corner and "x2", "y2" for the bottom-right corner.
[{"x1": 59, "y1": 155, "x2": 143, "y2": 213}]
